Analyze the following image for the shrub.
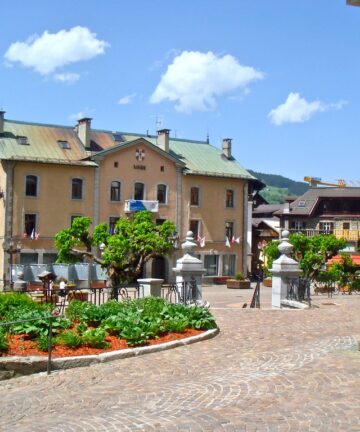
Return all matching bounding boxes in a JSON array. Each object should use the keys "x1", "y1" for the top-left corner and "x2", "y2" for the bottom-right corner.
[
  {"x1": 82, "y1": 328, "x2": 109, "y2": 349},
  {"x1": 56, "y1": 331, "x2": 82, "y2": 349},
  {"x1": 234, "y1": 272, "x2": 244, "y2": 281},
  {"x1": 36, "y1": 334, "x2": 51, "y2": 352}
]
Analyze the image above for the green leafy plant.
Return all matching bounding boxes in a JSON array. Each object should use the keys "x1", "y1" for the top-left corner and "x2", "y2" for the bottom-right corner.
[
  {"x1": 56, "y1": 330, "x2": 82, "y2": 349},
  {"x1": 82, "y1": 328, "x2": 109, "y2": 349},
  {"x1": 234, "y1": 272, "x2": 244, "y2": 281},
  {"x1": 0, "y1": 328, "x2": 8, "y2": 351},
  {"x1": 36, "y1": 334, "x2": 51, "y2": 352}
]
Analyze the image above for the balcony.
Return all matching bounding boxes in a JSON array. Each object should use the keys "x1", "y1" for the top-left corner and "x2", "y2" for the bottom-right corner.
[
  {"x1": 288, "y1": 229, "x2": 333, "y2": 237},
  {"x1": 124, "y1": 200, "x2": 159, "y2": 213},
  {"x1": 334, "y1": 229, "x2": 360, "y2": 241}
]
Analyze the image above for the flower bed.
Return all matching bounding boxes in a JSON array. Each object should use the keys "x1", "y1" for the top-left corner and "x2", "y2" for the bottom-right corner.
[{"x1": 0, "y1": 293, "x2": 217, "y2": 358}]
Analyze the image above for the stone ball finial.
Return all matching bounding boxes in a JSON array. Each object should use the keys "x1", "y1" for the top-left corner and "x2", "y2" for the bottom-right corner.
[
  {"x1": 182, "y1": 230, "x2": 197, "y2": 255},
  {"x1": 278, "y1": 230, "x2": 293, "y2": 256},
  {"x1": 281, "y1": 230, "x2": 290, "y2": 240}
]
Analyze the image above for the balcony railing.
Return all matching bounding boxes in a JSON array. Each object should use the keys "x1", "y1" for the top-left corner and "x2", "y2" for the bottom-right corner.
[
  {"x1": 288, "y1": 229, "x2": 333, "y2": 237},
  {"x1": 288, "y1": 228, "x2": 360, "y2": 241},
  {"x1": 334, "y1": 229, "x2": 360, "y2": 241},
  {"x1": 124, "y1": 200, "x2": 159, "y2": 213}
]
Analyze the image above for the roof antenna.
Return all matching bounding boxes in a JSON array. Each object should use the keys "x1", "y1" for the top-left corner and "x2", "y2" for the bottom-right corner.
[{"x1": 155, "y1": 116, "x2": 162, "y2": 132}]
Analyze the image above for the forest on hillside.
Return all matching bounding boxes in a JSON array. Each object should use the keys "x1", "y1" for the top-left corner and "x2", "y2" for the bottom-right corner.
[{"x1": 248, "y1": 170, "x2": 309, "y2": 204}]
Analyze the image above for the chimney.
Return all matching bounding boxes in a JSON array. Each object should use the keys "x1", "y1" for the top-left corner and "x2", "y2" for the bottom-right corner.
[
  {"x1": 0, "y1": 111, "x2": 5, "y2": 135},
  {"x1": 76, "y1": 117, "x2": 92, "y2": 150},
  {"x1": 157, "y1": 129, "x2": 170, "y2": 153},
  {"x1": 222, "y1": 138, "x2": 232, "y2": 159}
]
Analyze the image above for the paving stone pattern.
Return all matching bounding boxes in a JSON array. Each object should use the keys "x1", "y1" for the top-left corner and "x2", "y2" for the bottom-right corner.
[{"x1": 0, "y1": 285, "x2": 359, "y2": 431}]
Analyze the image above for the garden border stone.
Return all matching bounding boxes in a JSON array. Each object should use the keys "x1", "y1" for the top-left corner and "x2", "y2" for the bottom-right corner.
[{"x1": 0, "y1": 327, "x2": 219, "y2": 379}]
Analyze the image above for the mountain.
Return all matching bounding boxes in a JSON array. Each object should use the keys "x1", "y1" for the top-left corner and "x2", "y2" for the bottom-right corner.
[{"x1": 248, "y1": 170, "x2": 309, "y2": 204}]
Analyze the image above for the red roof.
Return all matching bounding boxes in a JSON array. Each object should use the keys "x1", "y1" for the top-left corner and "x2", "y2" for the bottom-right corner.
[{"x1": 327, "y1": 255, "x2": 360, "y2": 266}]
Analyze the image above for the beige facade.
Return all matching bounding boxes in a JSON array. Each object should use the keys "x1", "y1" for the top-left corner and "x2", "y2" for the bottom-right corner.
[{"x1": 0, "y1": 114, "x2": 258, "y2": 286}]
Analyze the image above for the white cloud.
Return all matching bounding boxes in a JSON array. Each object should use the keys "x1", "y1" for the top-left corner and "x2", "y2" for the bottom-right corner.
[
  {"x1": 118, "y1": 93, "x2": 136, "y2": 105},
  {"x1": 149, "y1": 51, "x2": 264, "y2": 113},
  {"x1": 54, "y1": 72, "x2": 80, "y2": 83},
  {"x1": 69, "y1": 111, "x2": 86, "y2": 121},
  {"x1": 4, "y1": 26, "x2": 109, "y2": 76},
  {"x1": 268, "y1": 92, "x2": 347, "y2": 126}
]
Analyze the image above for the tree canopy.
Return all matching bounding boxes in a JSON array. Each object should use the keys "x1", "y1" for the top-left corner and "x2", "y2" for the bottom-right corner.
[
  {"x1": 54, "y1": 211, "x2": 176, "y2": 287},
  {"x1": 263, "y1": 233, "x2": 346, "y2": 280}
]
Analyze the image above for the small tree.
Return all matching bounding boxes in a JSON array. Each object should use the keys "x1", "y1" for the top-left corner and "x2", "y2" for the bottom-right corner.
[
  {"x1": 54, "y1": 211, "x2": 176, "y2": 292},
  {"x1": 262, "y1": 233, "x2": 346, "y2": 281}
]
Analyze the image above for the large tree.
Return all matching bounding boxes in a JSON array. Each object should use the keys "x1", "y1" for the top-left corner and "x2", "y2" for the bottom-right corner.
[{"x1": 54, "y1": 211, "x2": 176, "y2": 289}]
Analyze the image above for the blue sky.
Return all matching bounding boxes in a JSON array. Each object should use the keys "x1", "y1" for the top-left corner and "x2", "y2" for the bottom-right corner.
[{"x1": 1, "y1": 0, "x2": 360, "y2": 183}]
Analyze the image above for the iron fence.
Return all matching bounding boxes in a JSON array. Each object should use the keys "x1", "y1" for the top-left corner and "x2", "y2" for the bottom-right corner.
[{"x1": 286, "y1": 277, "x2": 311, "y2": 305}]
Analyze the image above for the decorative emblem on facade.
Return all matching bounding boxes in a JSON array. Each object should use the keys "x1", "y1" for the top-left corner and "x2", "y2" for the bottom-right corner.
[{"x1": 136, "y1": 149, "x2": 145, "y2": 161}]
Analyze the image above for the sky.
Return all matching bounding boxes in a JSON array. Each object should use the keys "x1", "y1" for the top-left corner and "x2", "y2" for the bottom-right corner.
[{"x1": 1, "y1": 0, "x2": 360, "y2": 184}]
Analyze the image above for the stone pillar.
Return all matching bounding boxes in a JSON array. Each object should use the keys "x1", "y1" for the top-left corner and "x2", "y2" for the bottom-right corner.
[
  {"x1": 270, "y1": 230, "x2": 302, "y2": 309},
  {"x1": 172, "y1": 231, "x2": 206, "y2": 302}
]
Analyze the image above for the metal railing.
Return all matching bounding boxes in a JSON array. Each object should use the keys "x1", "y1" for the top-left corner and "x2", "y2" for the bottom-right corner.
[
  {"x1": 0, "y1": 315, "x2": 55, "y2": 375},
  {"x1": 286, "y1": 277, "x2": 311, "y2": 305}
]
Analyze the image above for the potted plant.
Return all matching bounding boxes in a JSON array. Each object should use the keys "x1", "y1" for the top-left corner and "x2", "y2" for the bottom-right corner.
[{"x1": 226, "y1": 272, "x2": 251, "y2": 289}]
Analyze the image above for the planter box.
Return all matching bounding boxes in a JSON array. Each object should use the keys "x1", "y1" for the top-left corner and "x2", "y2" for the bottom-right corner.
[
  {"x1": 263, "y1": 278, "x2": 272, "y2": 287},
  {"x1": 226, "y1": 280, "x2": 251, "y2": 289}
]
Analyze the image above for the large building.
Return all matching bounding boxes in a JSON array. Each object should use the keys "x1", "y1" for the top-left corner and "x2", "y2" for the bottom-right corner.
[{"x1": 0, "y1": 112, "x2": 260, "y2": 287}]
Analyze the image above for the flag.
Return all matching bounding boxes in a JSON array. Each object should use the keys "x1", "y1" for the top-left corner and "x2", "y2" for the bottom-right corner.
[
  {"x1": 23, "y1": 232, "x2": 28, "y2": 238},
  {"x1": 231, "y1": 235, "x2": 235, "y2": 244},
  {"x1": 225, "y1": 237, "x2": 231, "y2": 247},
  {"x1": 30, "y1": 229, "x2": 35, "y2": 240},
  {"x1": 35, "y1": 232, "x2": 40, "y2": 240},
  {"x1": 197, "y1": 234, "x2": 206, "y2": 247},
  {"x1": 235, "y1": 237, "x2": 241, "y2": 244}
]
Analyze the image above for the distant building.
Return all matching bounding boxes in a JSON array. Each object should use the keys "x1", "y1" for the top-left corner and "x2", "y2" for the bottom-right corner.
[
  {"x1": 275, "y1": 187, "x2": 360, "y2": 252},
  {"x1": 0, "y1": 111, "x2": 261, "y2": 287}
]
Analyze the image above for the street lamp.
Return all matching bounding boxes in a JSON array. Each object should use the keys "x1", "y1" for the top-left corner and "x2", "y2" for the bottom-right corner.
[{"x1": 4, "y1": 240, "x2": 22, "y2": 289}]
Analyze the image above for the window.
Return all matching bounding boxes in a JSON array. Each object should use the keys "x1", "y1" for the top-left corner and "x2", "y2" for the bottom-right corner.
[
  {"x1": 114, "y1": 161, "x2": 118, "y2": 168},
  {"x1": 189, "y1": 220, "x2": 200, "y2": 237},
  {"x1": 58, "y1": 140, "x2": 70, "y2": 149},
  {"x1": 226, "y1": 189, "x2": 234, "y2": 208},
  {"x1": 134, "y1": 182, "x2": 145, "y2": 200},
  {"x1": 223, "y1": 255, "x2": 236, "y2": 276},
  {"x1": 17, "y1": 136, "x2": 29, "y2": 145},
  {"x1": 225, "y1": 222, "x2": 234, "y2": 240},
  {"x1": 72, "y1": 178, "x2": 83, "y2": 200},
  {"x1": 160, "y1": 166, "x2": 164, "y2": 172},
  {"x1": 204, "y1": 255, "x2": 219, "y2": 276},
  {"x1": 20, "y1": 253, "x2": 38, "y2": 265},
  {"x1": 156, "y1": 219, "x2": 166, "y2": 226},
  {"x1": 24, "y1": 213, "x2": 36, "y2": 237},
  {"x1": 291, "y1": 220, "x2": 307, "y2": 231},
  {"x1": 343, "y1": 222, "x2": 350, "y2": 230},
  {"x1": 43, "y1": 253, "x2": 58, "y2": 264},
  {"x1": 109, "y1": 217, "x2": 119, "y2": 234},
  {"x1": 25, "y1": 175, "x2": 38, "y2": 197},
  {"x1": 190, "y1": 187, "x2": 199, "y2": 206},
  {"x1": 298, "y1": 200, "x2": 306, "y2": 207},
  {"x1": 157, "y1": 184, "x2": 167, "y2": 204},
  {"x1": 110, "y1": 181, "x2": 121, "y2": 201}
]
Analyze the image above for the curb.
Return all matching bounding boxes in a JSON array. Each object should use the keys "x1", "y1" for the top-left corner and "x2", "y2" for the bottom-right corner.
[{"x1": 0, "y1": 327, "x2": 220, "y2": 379}]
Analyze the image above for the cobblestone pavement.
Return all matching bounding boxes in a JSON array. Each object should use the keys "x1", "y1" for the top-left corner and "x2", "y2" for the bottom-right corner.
[{"x1": 0, "y1": 285, "x2": 359, "y2": 431}]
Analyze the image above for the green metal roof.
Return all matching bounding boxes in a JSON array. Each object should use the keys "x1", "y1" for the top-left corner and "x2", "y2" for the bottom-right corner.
[
  {"x1": 120, "y1": 133, "x2": 255, "y2": 180},
  {"x1": 0, "y1": 119, "x2": 256, "y2": 180}
]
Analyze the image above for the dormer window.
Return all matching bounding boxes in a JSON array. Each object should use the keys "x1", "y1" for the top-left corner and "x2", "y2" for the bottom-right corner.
[
  {"x1": 17, "y1": 136, "x2": 29, "y2": 145},
  {"x1": 298, "y1": 200, "x2": 306, "y2": 207},
  {"x1": 58, "y1": 140, "x2": 70, "y2": 149}
]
